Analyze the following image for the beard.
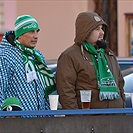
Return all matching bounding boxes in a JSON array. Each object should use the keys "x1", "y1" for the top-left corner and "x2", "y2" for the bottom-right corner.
[{"x1": 96, "y1": 39, "x2": 108, "y2": 49}]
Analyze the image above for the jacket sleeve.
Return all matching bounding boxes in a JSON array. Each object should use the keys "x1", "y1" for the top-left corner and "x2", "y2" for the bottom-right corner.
[
  {"x1": 0, "y1": 57, "x2": 9, "y2": 110},
  {"x1": 56, "y1": 53, "x2": 78, "y2": 109},
  {"x1": 113, "y1": 56, "x2": 126, "y2": 107},
  {"x1": 108, "y1": 54, "x2": 126, "y2": 107},
  {"x1": 117, "y1": 63, "x2": 126, "y2": 107}
]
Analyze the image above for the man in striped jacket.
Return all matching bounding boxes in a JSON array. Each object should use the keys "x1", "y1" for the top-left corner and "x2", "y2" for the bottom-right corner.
[{"x1": 0, "y1": 15, "x2": 56, "y2": 114}]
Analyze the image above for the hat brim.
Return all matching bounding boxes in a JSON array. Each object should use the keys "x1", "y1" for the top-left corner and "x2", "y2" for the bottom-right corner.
[{"x1": 2, "y1": 105, "x2": 22, "y2": 111}]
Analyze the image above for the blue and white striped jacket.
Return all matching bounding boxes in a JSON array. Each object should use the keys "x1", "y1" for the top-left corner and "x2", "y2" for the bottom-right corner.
[{"x1": 0, "y1": 31, "x2": 50, "y2": 111}]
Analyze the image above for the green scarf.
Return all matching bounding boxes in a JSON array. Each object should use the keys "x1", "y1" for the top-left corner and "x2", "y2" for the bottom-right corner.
[
  {"x1": 15, "y1": 40, "x2": 56, "y2": 98},
  {"x1": 83, "y1": 41, "x2": 119, "y2": 101}
]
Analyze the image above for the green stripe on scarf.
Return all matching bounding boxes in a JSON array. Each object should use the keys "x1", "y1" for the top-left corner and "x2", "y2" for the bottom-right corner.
[
  {"x1": 15, "y1": 40, "x2": 56, "y2": 98},
  {"x1": 83, "y1": 41, "x2": 119, "y2": 101}
]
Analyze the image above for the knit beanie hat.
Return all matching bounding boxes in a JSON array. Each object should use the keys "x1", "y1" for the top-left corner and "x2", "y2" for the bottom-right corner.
[
  {"x1": 1, "y1": 97, "x2": 22, "y2": 111},
  {"x1": 74, "y1": 11, "x2": 108, "y2": 45},
  {"x1": 14, "y1": 15, "x2": 40, "y2": 39}
]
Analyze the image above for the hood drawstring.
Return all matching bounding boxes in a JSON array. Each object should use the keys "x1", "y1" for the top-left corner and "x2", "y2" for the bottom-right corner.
[
  {"x1": 81, "y1": 45, "x2": 88, "y2": 60},
  {"x1": 80, "y1": 44, "x2": 95, "y2": 66}
]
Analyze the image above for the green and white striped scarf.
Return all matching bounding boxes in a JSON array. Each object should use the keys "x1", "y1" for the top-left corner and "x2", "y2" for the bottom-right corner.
[
  {"x1": 83, "y1": 41, "x2": 119, "y2": 101},
  {"x1": 15, "y1": 40, "x2": 56, "y2": 98}
]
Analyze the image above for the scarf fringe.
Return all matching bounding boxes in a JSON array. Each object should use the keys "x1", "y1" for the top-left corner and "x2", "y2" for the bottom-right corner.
[{"x1": 99, "y1": 92, "x2": 119, "y2": 101}]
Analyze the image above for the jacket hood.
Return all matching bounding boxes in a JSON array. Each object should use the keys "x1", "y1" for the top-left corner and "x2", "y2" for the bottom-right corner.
[
  {"x1": 0, "y1": 30, "x2": 16, "y2": 48},
  {"x1": 74, "y1": 11, "x2": 108, "y2": 46}
]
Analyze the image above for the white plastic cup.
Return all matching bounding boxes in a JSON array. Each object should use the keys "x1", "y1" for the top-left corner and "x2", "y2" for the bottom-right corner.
[
  {"x1": 80, "y1": 90, "x2": 92, "y2": 109},
  {"x1": 49, "y1": 95, "x2": 59, "y2": 110}
]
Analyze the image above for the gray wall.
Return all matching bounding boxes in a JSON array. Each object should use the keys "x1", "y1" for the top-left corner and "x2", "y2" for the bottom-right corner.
[{"x1": 0, "y1": 115, "x2": 133, "y2": 133}]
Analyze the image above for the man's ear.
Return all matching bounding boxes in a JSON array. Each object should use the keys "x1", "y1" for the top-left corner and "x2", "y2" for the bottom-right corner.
[{"x1": 17, "y1": 36, "x2": 22, "y2": 41}]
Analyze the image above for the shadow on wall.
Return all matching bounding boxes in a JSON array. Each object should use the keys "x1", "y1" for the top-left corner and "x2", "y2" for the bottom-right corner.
[{"x1": 0, "y1": 33, "x2": 4, "y2": 41}]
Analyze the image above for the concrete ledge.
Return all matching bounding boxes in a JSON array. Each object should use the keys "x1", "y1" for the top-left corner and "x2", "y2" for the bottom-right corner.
[{"x1": 0, "y1": 114, "x2": 133, "y2": 133}]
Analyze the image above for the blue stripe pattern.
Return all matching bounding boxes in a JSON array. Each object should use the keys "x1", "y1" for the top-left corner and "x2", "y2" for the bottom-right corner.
[{"x1": 0, "y1": 108, "x2": 133, "y2": 117}]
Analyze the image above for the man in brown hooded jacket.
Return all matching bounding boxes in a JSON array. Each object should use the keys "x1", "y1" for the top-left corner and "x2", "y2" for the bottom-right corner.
[{"x1": 56, "y1": 11, "x2": 125, "y2": 109}]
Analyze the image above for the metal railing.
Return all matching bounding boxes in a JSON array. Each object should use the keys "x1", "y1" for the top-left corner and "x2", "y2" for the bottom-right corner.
[{"x1": 0, "y1": 108, "x2": 133, "y2": 117}]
